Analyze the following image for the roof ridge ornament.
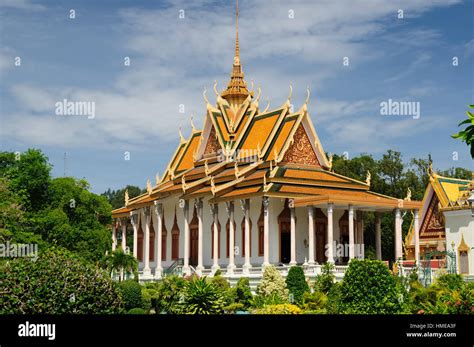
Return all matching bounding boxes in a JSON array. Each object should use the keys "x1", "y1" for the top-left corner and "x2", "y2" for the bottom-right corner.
[
  {"x1": 204, "y1": 160, "x2": 210, "y2": 176},
  {"x1": 299, "y1": 86, "x2": 310, "y2": 113},
  {"x1": 125, "y1": 189, "x2": 129, "y2": 206},
  {"x1": 328, "y1": 154, "x2": 333, "y2": 171},
  {"x1": 365, "y1": 170, "x2": 371, "y2": 186},
  {"x1": 147, "y1": 179, "x2": 152, "y2": 195},
  {"x1": 210, "y1": 176, "x2": 216, "y2": 196},
  {"x1": 179, "y1": 126, "x2": 186, "y2": 143},
  {"x1": 404, "y1": 187, "x2": 412, "y2": 201},
  {"x1": 190, "y1": 115, "x2": 196, "y2": 132},
  {"x1": 213, "y1": 80, "x2": 219, "y2": 97},
  {"x1": 263, "y1": 99, "x2": 270, "y2": 113},
  {"x1": 181, "y1": 175, "x2": 188, "y2": 193},
  {"x1": 234, "y1": 161, "x2": 240, "y2": 179},
  {"x1": 155, "y1": 172, "x2": 161, "y2": 185}
]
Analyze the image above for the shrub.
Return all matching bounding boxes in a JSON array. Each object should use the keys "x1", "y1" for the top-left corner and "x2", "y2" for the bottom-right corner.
[
  {"x1": 435, "y1": 274, "x2": 464, "y2": 291},
  {"x1": 313, "y1": 262, "x2": 335, "y2": 294},
  {"x1": 183, "y1": 276, "x2": 226, "y2": 314},
  {"x1": 118, "y1": 280, "x2": 143, "y2": 311},
  {"x1": 155, "y1": 275, "x2": 186, "y2": 314},
  {"x1": 302, "y1": 291, "x2": 327, "y2": 313},
  {"x1": 326, "y1": 282, "x2": 342, "y2": 314},
  {"x1": 253, "y1": 304, "x2": 301, "y2": 315},
  {"x1": 210, "y1": 273, "x2": 233, "y2": 305},
  {"x1": 127, "y1": 308, "x2": 147, "y2": 315},
  {"x1": 285, "y1": 266, "x2": 309, "y2": 305},
  {"x1": 224, "y1": 302, "x2": 245, "y2": 314},
  {"x1": 0, "y1": 248, "x2": 122, "y2": 314},
  {"x1": 232, "y1": 277, "x2": 253, "y2": 309},
  {"x1": 257, "y1": 265, "x2": 288, "y2": 301},
  {"x1": 338, "y1": 259, "x2": 405, "y2": 314},
  {"x1": 141, "y1": 288, "x2": 152, "y2": 313}
]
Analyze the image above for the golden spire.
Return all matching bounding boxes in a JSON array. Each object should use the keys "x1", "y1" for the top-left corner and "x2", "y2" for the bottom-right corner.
[{"x1": 221, "y1": 0, "x2": 253, "y2": 109}]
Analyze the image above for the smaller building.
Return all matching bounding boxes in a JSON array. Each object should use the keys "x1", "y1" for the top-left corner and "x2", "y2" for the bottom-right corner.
[{"x1": 442, "y1": 174, "x2": 474, "y2": 277}]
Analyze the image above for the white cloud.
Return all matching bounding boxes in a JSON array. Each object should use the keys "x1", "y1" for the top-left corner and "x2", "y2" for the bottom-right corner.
[{"x1": 1, "y1": 0, "x2": 462, "y2": 151}]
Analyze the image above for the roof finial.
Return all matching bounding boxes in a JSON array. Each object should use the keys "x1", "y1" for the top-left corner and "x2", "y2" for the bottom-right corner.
[
  {"x1": 235, "y1": 0, "x2": 239, "y2": 60},
  {"x1": 179, "y1": 126, "x2": 186, "y2": 143},
  {"x1": 190, "y1": 114, "x2": 196, "y2": 132}
]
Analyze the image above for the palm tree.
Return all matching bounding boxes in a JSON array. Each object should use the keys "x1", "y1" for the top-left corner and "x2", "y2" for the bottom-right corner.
[
  {"x1": 452, "y1": 104, "x2": 474, "y2": 158},
  {"x1": 106, "y1": 248, "x2": 138, "y2": 281}
]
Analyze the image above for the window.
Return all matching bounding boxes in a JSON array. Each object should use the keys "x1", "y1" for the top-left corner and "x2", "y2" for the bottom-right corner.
[
  {"x1": 171, "y1": 212, "x2": 180, "y2": 261},
  {"x1": 161, "y1": 216, "x2": 167, "y2": 261}
]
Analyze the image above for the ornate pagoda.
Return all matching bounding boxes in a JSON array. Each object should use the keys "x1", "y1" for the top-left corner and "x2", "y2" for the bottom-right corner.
[{"x1": 111, "y1": 2, "x2": 422, "y2": 281}]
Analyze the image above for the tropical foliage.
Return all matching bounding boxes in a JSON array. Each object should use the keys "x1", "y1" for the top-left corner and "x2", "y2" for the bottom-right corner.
[
  {"x1": 452, "y1": 104, "x2": 474, "y2": 158},
  {"x1": 0, "y1": 248, "x2": 122, "y2": 314}
]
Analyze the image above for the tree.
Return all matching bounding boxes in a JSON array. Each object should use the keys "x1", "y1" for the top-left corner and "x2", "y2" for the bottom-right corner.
[
  {"x1": 0, "y1": 149, "x2": 51, "y2": 212},
  {"x1": 102, "y1": 185, "x2": 144, "y2": 209},
  {"x1": 452, "y1": 104, "x2": 474, "y2": 158},
  {"x1": 34, "y1": 177, "x2": 113, "y2": 262},
  {"x1": 105, "y1": 248, "x2": 138, "y2": 281}
]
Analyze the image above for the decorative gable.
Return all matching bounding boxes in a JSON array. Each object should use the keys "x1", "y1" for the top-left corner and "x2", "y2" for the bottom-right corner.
[
  {"x1": 204, "y1": 127, "x2": 221, "y2": 156},
  {"x1": 281, "y1": 124, "x2": 320, "y2": 166},
  {"x1": 420, "y1": 194, "x2": 444, "y2": 237}
]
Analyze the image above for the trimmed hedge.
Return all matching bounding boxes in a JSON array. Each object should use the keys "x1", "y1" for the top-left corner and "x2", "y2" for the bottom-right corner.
[
  {"x1": 338, "y1": 259, "x2": 405, "y2": 314},
  {"x1": 118, "y1": 280, "x2": 143, "y2": 311},
  {"x1": 285, "y1": 266, "x2": 309, "y2": 305}
]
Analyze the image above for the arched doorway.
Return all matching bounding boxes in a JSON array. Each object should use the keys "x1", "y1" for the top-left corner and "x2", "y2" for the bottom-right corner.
[
  {"x1": 189, "y1": 207, "x2": 199, "y2": 266},
  {"x1": 278, "y1": 200, "x2": 291, "y2": 264},
  {"x1": 171, "y1": 210, "x2": 180, "y2": 260},
  {"x1": 315, "y1": 208, "x2": 327, "y2": 263}
]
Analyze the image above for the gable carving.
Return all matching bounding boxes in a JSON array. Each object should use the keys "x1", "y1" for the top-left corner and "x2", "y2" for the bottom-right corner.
[
  {"x1": 281, "y1": 124, "x2": 320, "y2": 166},
  {"x1": 421, "y1": 194, "x2": 444, "y2": 235},
  {"x1": 204, "y1": 127, "x2": 221, "y2": 155}
]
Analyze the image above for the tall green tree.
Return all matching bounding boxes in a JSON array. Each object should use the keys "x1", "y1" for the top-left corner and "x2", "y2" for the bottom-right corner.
[
  {"x1": 102, "y1": 185, "x2": 144, "y2": 209},
  {"x1": 0, "y1": 149, "x2": 51, "y2": 211}
]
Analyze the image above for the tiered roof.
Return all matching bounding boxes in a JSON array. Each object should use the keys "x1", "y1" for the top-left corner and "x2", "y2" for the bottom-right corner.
[{"x1": 112, "y1": 2, "x2": 421, "y2": 218}]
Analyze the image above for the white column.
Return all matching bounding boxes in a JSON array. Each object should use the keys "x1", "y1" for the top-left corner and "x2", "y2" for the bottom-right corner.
[
  {"x1": 112, "y1": 223, "x2": 117, "y2": 251},
  {"x1": 262, "y1": 197, "x2": 270, "y2": 267},
  {"x1": 348, "y1": 205, "x2": 355, "y2": 260},
  {"x1": 307, "y1": 206, "x2": 315, "y2": 265},
  {"x1": 211, "y1": 204, "x2": 220, "y2": 272},
  {"x1": 375, "y1": 212, "x2": 382, "y2": 260},
  {"x1": 226, "y1": 201, "x2": 236, "y2": 274},
  {"x1": 143, "y1": 208, "x2": 152, "y2": 277},
  {"x1": 394, "y1": 208, "x2": 403, "y2": 261},
  {"x1": 327, "y1": 203, "x2": 334, "y2": 263},
  {"x1": 414, "y1": 209, "x2": 420, "y2": 265},
  {"x1": 131, "y1": 213, "x2": 138, "y2": 259},
  {"x1": 242, "y1": 199, "x2": 252, "y2": 274},
  {"x1": 121, "y1": 219, "x2": 127, "y2": 252},
  {"x1": 196, "y1": 199, "x2": 204, "y2": 275},
  {"x1": 182, "y1": 200, "x2": 191, "y2": 275},
  {"x1": 154, "y1": 203, "x2": 163, "y2": 279},
  {"x1": 290, "y1": 200, "x2": 297, "y2": 265}
]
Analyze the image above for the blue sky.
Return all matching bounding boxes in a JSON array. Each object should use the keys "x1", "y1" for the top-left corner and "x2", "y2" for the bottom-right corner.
[{"x1": 0, "y1": 0, "x2": 472, "y2": 194}]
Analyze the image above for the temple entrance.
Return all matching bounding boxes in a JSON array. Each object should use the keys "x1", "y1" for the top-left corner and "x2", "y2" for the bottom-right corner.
[
  {"x1": 315, "y1": 208, "x2": 327, "y2": 263},
  {"x1": 137, "y1": 227, "x2": 144, "y2": 262},
  {"x1": 278, "y1": 200, "x2": 291, "y2": 264},
  {"x1": 280, "y1": 223, "x2": 291, "y2": 264},
  {"x1": 189, "y1": 208, "x2": 199, "y2": 267}
]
